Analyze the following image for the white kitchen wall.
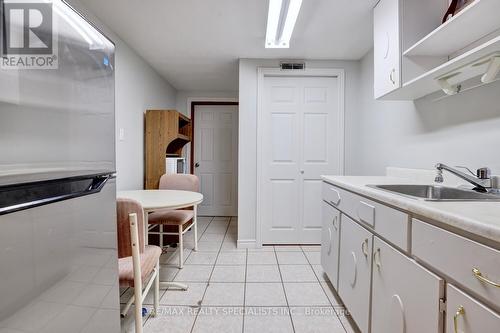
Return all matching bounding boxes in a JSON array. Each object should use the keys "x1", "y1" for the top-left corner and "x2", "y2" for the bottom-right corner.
[
  {"x1": 353, "y1": 49, "x2": 500, "y2": 176},
  {"x1": 67, "y1": 0, "x2": 177, "y2": 190},
  {"x1": 175, "y1": 90, "x2": 238, "y2": 116},
  {"x1": 238, "y1": 59, "x2": 361, "y2": 246}
]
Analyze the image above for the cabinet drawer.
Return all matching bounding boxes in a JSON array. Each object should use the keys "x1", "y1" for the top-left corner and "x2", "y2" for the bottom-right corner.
[
  {"x1": 322, "y1": 182, "x2": 409, "y2": 251},
  {"x1": 320, "y1": 202, "x2": 341, "y2": 289},
  {"x1": 338, "y1": 214, "x2": 373, "y2": 333},
  {"x1": 446, "y1": 284, "x2": 500, "y2": 333},
  {"x1": 372, "y1": 236, "x2": 444, "y2": 333},
  {"x1": 412, "y1": 219, "x2": 500, "y2": 310}
]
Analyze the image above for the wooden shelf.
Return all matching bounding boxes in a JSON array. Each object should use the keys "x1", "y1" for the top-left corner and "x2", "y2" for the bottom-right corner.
[
  {"x1": 404, "y1": 0, "x2": 500, "y2": 57},
  {"x1": 145, "y1": 110, "x2": 192, "y2": 189},
  {"x1": 177, "y1": 133, "x2": 190, "y2": 141},
  {"x1": 382, "y1": 36, "x2": 500, "y2": 100}
]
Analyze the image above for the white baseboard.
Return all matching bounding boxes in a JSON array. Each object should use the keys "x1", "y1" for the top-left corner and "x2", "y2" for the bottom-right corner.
[{"x1": 237, "y1": 239, "x2": 258, "y2": 249}]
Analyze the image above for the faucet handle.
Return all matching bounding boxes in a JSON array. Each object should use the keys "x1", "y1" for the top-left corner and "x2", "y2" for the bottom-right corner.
[
  {"x1": 435, "y1": 169, "x2": 444, "y2": 183},
  {"x1": 477, "y1": 167, "x2": 491, "y2": 179}
]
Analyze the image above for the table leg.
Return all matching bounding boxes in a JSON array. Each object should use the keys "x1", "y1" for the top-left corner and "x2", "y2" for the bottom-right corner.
[{"x1": 193, "y1": 205, "x2": 198, "y2": 252}]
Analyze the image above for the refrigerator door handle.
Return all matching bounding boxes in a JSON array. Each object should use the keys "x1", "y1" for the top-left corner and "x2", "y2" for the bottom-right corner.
[{"x1": 0, "y1": 173, "x2": 114, "y2": 215}]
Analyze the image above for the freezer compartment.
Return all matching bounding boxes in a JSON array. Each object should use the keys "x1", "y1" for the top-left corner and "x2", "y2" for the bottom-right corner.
[{"x1": 0, "y1": 178, "x2": 119, "y2": 333}]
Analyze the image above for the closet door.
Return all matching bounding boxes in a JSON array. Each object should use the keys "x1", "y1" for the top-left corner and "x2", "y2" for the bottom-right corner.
[{"x1": 260, "y1": 75, "x2": 341, "y2": 244}]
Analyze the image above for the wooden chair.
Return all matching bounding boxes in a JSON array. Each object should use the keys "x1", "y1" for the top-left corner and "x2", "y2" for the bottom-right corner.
[
  {"x1": 147, "y1": 174, "x2": 199, "y2": 268},
  {"x1": 117, "y1": 198, "x2": 161, "y2": 333}
]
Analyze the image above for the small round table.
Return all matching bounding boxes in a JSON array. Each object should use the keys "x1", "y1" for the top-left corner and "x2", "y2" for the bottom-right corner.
[{"x1": 117, "y1": 189, "x2": 203, "y2": 290}]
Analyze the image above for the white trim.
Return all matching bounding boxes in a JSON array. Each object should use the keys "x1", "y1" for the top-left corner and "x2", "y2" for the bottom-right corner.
[
  {"x1": 255, "y1": 67, "x2": 346, "y2": 247},
  {"x1": 237, "y1": 239, "x2": 257, "y2": 249}
]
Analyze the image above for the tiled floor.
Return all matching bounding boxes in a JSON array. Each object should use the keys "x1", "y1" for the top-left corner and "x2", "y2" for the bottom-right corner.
[{"x1": 120, "y1": 216, "x2": 356, "y2": 333}]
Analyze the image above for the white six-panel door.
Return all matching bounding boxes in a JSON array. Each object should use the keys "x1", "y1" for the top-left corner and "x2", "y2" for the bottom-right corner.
[
  {"x1": 194, "y1": 105, "x2": 238, "y2": 216},
  {"x1": 260, "y1": 75, "x2": 342, "y2": 244}
]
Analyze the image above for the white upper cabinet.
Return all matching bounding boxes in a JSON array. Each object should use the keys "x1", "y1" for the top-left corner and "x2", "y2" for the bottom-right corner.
[
  {"x1": 374, "y1": 0, "x2": 500, "y2": 100},
  {"x1": 373, "y1": 0, "x2": 401, "y2": 99}
]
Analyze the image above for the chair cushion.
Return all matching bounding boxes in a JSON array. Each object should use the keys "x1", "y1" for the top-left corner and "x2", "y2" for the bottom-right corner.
[
  {"x1": 147, "y1": 209, "x2": 194, "y2": 226},
  {"x1": 118, "y1": 245, "x2": 162, "y2": 287}
]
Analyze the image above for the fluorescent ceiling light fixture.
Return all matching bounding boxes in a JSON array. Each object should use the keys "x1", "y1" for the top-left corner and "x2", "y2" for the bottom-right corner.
[{"x1": 265, "y1": 0, "x2": 303, "y2": 48}]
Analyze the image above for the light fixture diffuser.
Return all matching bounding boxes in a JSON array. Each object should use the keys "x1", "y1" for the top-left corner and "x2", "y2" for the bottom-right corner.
[{"x1": 265, "y1": 0, "x2": 303, "y2": 48}]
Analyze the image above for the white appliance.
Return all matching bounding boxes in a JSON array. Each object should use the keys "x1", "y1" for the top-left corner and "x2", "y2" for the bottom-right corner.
[
  {"x1": 166, "y1": 157, "x2": 187, "y2": 174},
  {"x1": 0, "y1": 2, "x2": 119, "y2": 332}
]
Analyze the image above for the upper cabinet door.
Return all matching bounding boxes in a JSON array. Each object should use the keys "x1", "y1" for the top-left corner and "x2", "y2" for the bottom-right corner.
[{"x1": 374, "y1": 0, "x2": 401, "y2": 99}]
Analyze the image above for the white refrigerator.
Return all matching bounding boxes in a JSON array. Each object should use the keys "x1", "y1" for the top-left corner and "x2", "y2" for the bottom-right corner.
[{"x1": 0, "y1": 1, "x2": 119, "y2": 331}]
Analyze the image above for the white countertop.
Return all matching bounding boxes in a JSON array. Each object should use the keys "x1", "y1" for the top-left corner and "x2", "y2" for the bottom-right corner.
[{"x1": 321, "y1": 175, "x2": 500, "y2": 245}]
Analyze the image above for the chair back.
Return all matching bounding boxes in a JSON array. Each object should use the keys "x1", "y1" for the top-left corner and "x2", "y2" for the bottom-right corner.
[
  {"x1": 116, "y1": 198, "x2": 145, "y2": 259},
  {"x1": 159, "y1": 174, "x2": 199, "y2": 192}
]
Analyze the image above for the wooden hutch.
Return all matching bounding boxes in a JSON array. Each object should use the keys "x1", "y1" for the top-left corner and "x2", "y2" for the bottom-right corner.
[{"x1": 144, "y1": 110, "x2": 192, "y2": 189}]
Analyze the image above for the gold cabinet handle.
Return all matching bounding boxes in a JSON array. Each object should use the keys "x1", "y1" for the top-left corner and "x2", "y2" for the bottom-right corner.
[
  {"x1": 373, "y1": 248, "x2": 381, "y2": 268},
  {"x1": 453, "y1": 305, "x2": 465, "y2": 333},
  {"x1": 472, "y1": 268, "x2": 500, "y2": 288},
  {"x1": 361, "y1": 238, "x2": 369, "y2": 257},
  {"x1": 332, "y1": 216, "x2": 338, "y2": 231}
]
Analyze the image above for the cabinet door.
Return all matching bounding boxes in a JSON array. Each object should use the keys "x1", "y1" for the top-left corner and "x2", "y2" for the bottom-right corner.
[
  {"x1": 371, "y1": 236, "x2": 444, "y2": 333},
  {"x1": 446, "y1": 284, "x2": 500, "y2": 333},
  {"x1": 320, "y1": 202, "x2": 341, "y2": 289},
  {"x1": 338, "y1": 215, "x2": 373, "y2": 333},
  {"x1": 374, "y1": 0, "x2": 401, "y2": 98}
]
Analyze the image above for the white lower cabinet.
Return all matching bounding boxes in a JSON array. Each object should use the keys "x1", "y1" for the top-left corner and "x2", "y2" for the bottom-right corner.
[
  {"x1": 320, "y1": 201, "x2": 341, "y2": 288},
  {"x1": 371, "y1": 236, "x2": 444, "y2": 333},
  {"x1": 446, "y1": 284, "x2": 500, "y2": 333},
  {"x1": 338, "y1": 215, "x2": 373, "y2": 333},
  {"x1": 321, "y1": 181, "x2": 500, "y2": 333}
]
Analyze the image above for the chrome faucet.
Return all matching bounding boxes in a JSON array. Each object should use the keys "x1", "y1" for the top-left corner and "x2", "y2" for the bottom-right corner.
[{"x1": 435, "y1": 163, "x2": 491, "y2": 193}]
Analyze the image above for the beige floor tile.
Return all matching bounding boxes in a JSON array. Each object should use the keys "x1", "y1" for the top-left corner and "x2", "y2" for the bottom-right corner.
[
  {"x1": 283, "y1": 283, "x2": 331, "y2": 306},
  {"x1": 191, "y1": 307, "x2": 243, "y2": 333},
  {"x1": 244, "y1": 307, "x2": 294, "y2": 333},
  {"x1": 174, "y1": 265, "x2": 213, "y2": 282},
  {"x1": 246, "y1": 264, "x2": 282, "y2": 283},
  {"x1": 202, "y1": 283, "x2": 245, "y2": 306},
  {"x1": 247, "y1": 252, "x2": 278, "y2": 265},
  {"x1": 276, "y1": 251, "x2": 308, "y2": 265},
  {"x1": 185, "y1": 252, "x2": 218, "y2": 265},
  {"x1": 304, "y1": 251, "x2": 321, "y2": 265},
  {"x1": 142, "y1": 306, "x2": 197, "y2": 333},
  {"x1": 216, "y1": 252, "x2": 246, "y2": 265},
  {"x1": 280, "y1": 265, "x2": 318, "y2": 282},
  {"x1": 210, "y1": 265, "x2": 246, "y2": 282},
  {"x1": 245, "y1": 283, "x2": 287, "y2": 306},
  {"x1": 290, "y1": 307, "x2": 346, "y2": 333},
  {"x1": 160, "y1": 283, "x2": 207, "y2": 306}
]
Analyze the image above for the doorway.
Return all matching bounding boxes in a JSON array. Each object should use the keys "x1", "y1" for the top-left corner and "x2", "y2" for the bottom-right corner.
[
  {"x1": 257, "y1": 69, "x2": 345, "y2": 245},
  {"x1": 191, "y1": 102, "x2": 239, "y2": 216}
]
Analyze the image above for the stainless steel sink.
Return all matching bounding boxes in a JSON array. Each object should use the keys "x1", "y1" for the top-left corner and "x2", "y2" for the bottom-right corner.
[{"x1": 369, "y1": 184, "x2": 500, "y2": 201}]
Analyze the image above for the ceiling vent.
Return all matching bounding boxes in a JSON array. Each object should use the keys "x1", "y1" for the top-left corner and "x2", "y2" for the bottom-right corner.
[{"x1": 280, "y1": 61, "x2": 305, "y2": 70}]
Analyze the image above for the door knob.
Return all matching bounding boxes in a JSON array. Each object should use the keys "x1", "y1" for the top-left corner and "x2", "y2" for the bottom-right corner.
[
  {"x1": 300, "y1": 170, "x2": 304, "y2": 174},
  {"x1": 195, "y1": 162, "x2": 200, "y2": 168}
]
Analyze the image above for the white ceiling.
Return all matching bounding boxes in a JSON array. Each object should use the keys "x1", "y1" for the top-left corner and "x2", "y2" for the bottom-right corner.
[{"x1": 80, "y1": 0, "x2": 377, "y2": 91}]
